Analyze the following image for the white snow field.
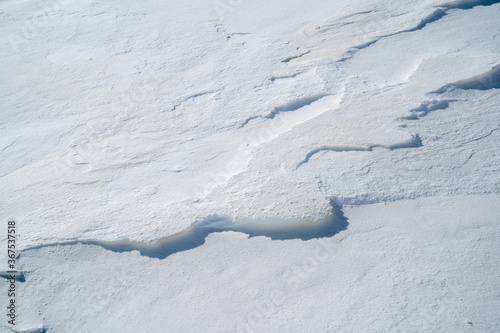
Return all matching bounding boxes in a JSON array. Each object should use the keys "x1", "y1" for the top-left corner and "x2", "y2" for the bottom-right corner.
[{"x1": 1, "y1": 0, "x2": 500, "y2": 331}]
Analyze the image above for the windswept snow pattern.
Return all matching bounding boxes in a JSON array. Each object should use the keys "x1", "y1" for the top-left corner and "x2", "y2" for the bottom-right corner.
[
  {"x1": 432, "y1": 64, "x2": 500, "y2": 92},
  {"x1": 1, "y1": 0, "x2": 500, "y2": 331},
  {"x1": 281, "y1": 50, "x2": 311, "y2": 63},
  {"x1": 20, "y1": 201, "x2": 348, "y2": 260},
  {"x1": 441, "y1": 0, "x2": 500, "y2": 10},
  {"x1": 292, "y1": 0, "x2": 500, "y2": 63},
  {"x1": 401, "y1": 100, "x2": 457, "y2": 119},
  {"x1": 297, "y1": 135, "x2": 422, "y2": 168},
  {"x1": 239, "y1": 94, "x2": 329, "y2": 127}
]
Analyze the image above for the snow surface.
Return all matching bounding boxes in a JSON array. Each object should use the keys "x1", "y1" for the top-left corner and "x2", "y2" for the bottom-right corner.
[{"x1": 1, "y1": 0, "x2": 500, "y2": 331}]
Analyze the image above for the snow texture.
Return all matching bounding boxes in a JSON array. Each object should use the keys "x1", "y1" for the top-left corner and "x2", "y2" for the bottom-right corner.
[{"x1": 1, "y1": 0, "x2": 499, "y2": 331}]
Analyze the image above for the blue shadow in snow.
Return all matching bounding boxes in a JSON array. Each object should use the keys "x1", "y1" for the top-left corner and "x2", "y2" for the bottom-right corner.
[
  {"x1": 441, "y1": 0, "x2": 500, "y2": 10},
  {"x1": 22, "y1": 200, "x2": 348, "y2": 260}
]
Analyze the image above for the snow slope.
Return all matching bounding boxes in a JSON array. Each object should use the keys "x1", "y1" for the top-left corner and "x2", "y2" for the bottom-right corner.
[{"x1": 1, "y1": 0, "x2": 499, "y2": 331}]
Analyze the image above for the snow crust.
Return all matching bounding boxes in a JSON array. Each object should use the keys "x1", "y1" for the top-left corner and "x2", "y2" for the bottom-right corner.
[
  {"x1": 1, "y1": 0, "x2": 499, "y2": 331},
  {"x1": 6, "y1": 195, "x2": 500, "y2": 332},
  {"x1": 2, "y1": 0, "x2": 499, "y2": 246}
]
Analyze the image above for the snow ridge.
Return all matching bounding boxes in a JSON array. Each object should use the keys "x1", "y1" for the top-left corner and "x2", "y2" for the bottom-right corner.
[
  {"x1": 401, "y1": 100, "x2": 458, "y2": 120},
  {"x1": 441, "y1": 0, "x2": 500, "y2": 10},
  {"x1": 432, "y1": 64, "x2": 500, "y2": 93},
  {"x1": 239, "y1": 94, "x2": 330, "y2": 128},
  {"x1": 297, "y1": 135, "x2": 422, "y2": 168},
  {"x1": 20, "y1": 201, "x2": 347, "y2": 260}
]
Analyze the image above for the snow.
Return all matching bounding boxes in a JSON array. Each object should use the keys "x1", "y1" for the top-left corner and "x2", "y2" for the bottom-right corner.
[
  {"x1": 1, "y1": 0, "x2": 499, "y2": 331},
  {"x1": 10, "y1": 195, "x2": 500, "y2": 332}
]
